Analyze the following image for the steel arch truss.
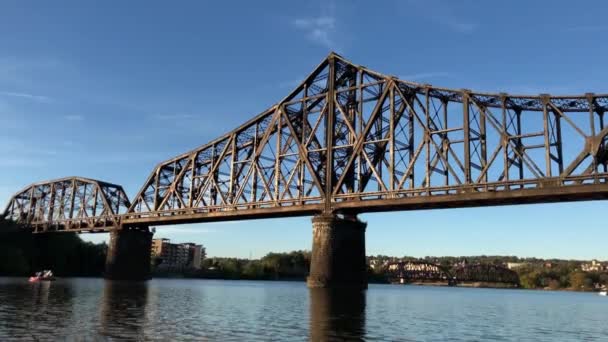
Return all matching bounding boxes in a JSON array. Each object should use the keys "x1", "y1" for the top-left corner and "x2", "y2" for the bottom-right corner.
[
  {"x1": 387, "y1": 261, "x2": 452, "y2": 283},
  {"x1": 2, "y1": 177, "x2": 130, "y2": 233},
  {"x1": 125, "y1": 53, "x2": 608, "y2": 226}
]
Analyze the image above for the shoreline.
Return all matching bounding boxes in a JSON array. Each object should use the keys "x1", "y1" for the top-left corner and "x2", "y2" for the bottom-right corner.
[{"x1": 4, "y1": 275, "x2": 599, "y2": 293}]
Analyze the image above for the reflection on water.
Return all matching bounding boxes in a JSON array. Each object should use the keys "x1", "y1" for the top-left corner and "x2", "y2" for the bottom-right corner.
[
  {"x1": 30, "y1": 281, "x2": 52, "y2": 306},
  {"x1": 0, "y1": 279, "x2": 75, "y2": 340},
  {"x1": 99, "y1": 281, "x2": 150, "y2": 340},
  {"x1": 309, "y1": 288, "x2": 366, "y2": 341},
  {"x1": 1, "y1": 278, "x2": 608, "y2": 341}
]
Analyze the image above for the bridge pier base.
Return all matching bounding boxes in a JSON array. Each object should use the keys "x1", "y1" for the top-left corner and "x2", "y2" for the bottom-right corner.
[
  {"x1": 307, "y1": 214, "x2": 367, "y2": 289},
  {"x1": 105, "y1": 227, "x2": 153, "y2": 281}
]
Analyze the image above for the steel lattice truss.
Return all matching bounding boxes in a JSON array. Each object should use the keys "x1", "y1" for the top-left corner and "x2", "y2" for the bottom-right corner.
[
  {"x1": 386, "y1": 261, "x2": 519, "y2": 284},
  {"x1": 124, "y1": 52, "x2": 608, "y2": 226},
  {"x1": 4, "y1": 53, "x2": 608, "y2": 231},
  {"x1": 2, "y1": 177, "x2": 130, "y2": 233},
  {"x1": 387, "y1": 261, "x2": 452, "y2": 282}
]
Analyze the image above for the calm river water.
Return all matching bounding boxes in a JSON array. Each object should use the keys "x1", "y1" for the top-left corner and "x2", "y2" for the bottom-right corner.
[{"x1": 0, "y1": 277, "x2": 606, "y2": 341}]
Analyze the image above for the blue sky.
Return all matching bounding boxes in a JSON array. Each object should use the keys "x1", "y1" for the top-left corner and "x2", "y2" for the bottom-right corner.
[{"x1": 1, "y1": 1, "x2": 608, "y2": 260}]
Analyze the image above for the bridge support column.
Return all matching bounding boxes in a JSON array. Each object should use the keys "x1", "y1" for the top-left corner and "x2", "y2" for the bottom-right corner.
[
  {"x1": 307, "y1": 214, "x2": 367, "y2": 289},
  {"x1": 105, "y1": 227, "x2": 153, "y2": 281}
]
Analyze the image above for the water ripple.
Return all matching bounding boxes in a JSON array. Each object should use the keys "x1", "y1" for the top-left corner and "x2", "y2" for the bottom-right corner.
[{"x1": 1, "y1": 278, "x2": 607, "y2": 341}]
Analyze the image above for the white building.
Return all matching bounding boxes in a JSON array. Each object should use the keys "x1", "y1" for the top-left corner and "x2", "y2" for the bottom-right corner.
[
  {"x1": 582, "y1": 260, "x2": 605, "y2": 272},
  {"x1": 151, "y1": 239, "x2": 206, "y2": 270}
]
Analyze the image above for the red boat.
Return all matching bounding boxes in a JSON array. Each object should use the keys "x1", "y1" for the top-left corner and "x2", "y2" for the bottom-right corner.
[{"x1": 29, "y1": 270, "x2": 55, "y2": 282}]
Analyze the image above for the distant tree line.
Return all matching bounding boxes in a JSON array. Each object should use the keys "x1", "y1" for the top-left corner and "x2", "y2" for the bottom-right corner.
[
  {"x1": 517, "y1": 264, "x2": 608, "y2": 291},
  {"x1": 368, "y1": 254, "x2": 608, "y2": 291},
  {"x1": 2, "y1": 217, "x2": 607, "y2": 290},
  {"x1": 0, "y1": 218, "x2": 106, "y2": 276},
  {"x1": 154, "y1": 251, "x2": 312, "y2": 281}
]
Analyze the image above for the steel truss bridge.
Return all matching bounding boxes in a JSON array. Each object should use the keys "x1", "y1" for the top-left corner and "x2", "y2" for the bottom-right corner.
[
  {"x1": 386, "y1": 261, "x2": 520, "y2": 285},
  {"x1": 4, "y1": 52, "x2": 608, "y2": 233}
]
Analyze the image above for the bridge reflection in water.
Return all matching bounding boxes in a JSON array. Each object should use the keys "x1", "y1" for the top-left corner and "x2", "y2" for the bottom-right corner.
[
  {"x1": 309, "y1": 288, "x2": 366, "y2": 341},
  {"x1": 99, "y1": 281, "x2": 150, "y2": 340}
]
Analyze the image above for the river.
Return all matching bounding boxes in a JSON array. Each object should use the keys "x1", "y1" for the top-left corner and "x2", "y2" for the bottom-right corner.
[{"x1": 0, "y1": 277, "x2": 606, "y2": 341}]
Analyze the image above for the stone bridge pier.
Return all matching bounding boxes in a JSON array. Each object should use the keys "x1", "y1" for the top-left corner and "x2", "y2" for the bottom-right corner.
[
  {"x1": 307, "y1": 214, "x2": 367, "y2": 289},
  {"x1": 105, "y1": 226, "x2": 153, "y2": 281}
]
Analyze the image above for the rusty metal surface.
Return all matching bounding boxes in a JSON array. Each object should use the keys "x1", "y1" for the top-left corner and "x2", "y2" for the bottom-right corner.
[
  {"x1": 2, "y1": 177, "x2": 130, "y2": 233},
  {"x1": 386, "y1": 261, "x2": 519, "y2": 285},
  {"x1": 4, "y1": 53, "x2": 608, "y2": 232}
]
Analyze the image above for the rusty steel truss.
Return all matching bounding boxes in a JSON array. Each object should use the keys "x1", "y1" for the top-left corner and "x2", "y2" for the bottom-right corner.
[
  {"x1": 386, "y1": 261, "x2": 519, "y2": 285},
  {"x1": 4, "y1": 52, "x2": 608, "y2": 232},
  {"x1": 3, "y1": 177, "x2": 130, "y2": 232}
]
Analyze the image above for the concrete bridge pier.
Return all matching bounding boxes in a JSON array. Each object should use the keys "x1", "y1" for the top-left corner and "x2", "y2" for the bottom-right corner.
[
  {"x1": 105, "y1": 226, "x2": 153, "y2": 281},
  {"x1": 307, "y1": 214, "x2": 367, "y2": 289}
]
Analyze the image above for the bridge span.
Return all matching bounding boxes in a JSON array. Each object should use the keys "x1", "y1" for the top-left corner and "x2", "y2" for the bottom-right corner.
[
  {"x1": 386, "y1": 261, "x2": 520, "y2": 287},
  {"x1": 3, "y1": 52, "x2": 608, "y2": 286}
]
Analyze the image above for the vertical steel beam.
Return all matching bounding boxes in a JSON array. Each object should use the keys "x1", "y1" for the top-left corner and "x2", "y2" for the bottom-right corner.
[
  {"x1": 58, "y1": 183, "x2": 66, "y2": 220},
  {"x1": 28, "y1": 186, "x2": 34, "y2": 220},
  {"x1": 442, "y1": 99, "x2": 449, "y2": 186},
  {"x1": 251, "y1": 124, "x2": 259, "y2": 203},
  {"x1": 501, "y1": 94, "x2": 509, "y2": 182},
  {"x1": 300, "y1": 84, "x2": 308, "y2": 200},
  {"x1": 408, "y1": 93, "x2": 415, "y2": 188},
  {"x1": 541, "y1": 95, "x2": 552, "y2": 177},
  {"x1": 425, "y1": 86, "x2": 431, "y2": 188},
  {"x1": 275, "y1": 113, "x2": 282, "y2": 202},
  {"x1": 153, "y1": 168, "x2": 160, "y2": 211},
  {"x1": 189, "y1": 153, "x2": 197, "y2": 208},
  {"x1": 345, "y1": 68, "x2": 357, "y2": 194},
  {"x1": 600, "y1": 109, "x2": 607, "y2": 172},
  {"x1": 92, "y1": 185, "x2": 98, "y2": 217},
  {"x1": 324, "y1": 54, "x2": 336, "y2": 211},
  {"x1": 357, "y1": 69, "x2": 363, "y2": 192},
  {"x1": 69, "y1": 179, "x2": 76, "y2": 222},
  {"x1": 554, "y1": 111, "x2": 564, "y2": 174},
  {"x1": 230, "y1": 132, "x2": 238, "y2": 204},
  {"x1": 516, "y1": 109, "x2": 524, "y2": 181},
  {"x1": 587, "y1": 93, "x2": 597, "y2": 173},
  {"x1": 211, "y1": 143, "x2": 218, "y2": 206},
  {"x1": 479, "y1": 102, "x2": 488, "y2": 183},
  {"x1": 47, "y1": 183, "x2": 55, "y2": 229},
  {"x1": 463, "y1": 90, "x2": 471, "y2": 183},
  {"x1": 389, "y1": 82, "x2": 395, "y2": 191}
]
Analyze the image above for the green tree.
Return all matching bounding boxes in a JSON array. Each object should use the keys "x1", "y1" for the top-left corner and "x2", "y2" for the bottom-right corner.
[
  {"x1": 518, "y1": 269, "x2": 541, "y2": 289},
  {"x1": 0, "y1": 246, "x2": 29, "y2": 275},
  {"x1": 243, "y1": 261, "x2": 264, "y2": 279},
  {"x1": 570, "y1": 272, "x2": 593, "y2": 291}
]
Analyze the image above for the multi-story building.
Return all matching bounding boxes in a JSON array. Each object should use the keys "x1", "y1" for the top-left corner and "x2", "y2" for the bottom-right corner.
[
  {"x1": 582, "y1": 260, "x2": 605, "y2": 272},
  {"x1": 151, "y1": 238, "x2": 206, "y2": 270}
]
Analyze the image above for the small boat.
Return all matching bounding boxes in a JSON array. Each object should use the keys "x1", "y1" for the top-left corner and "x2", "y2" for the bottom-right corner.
[
  {"x1": 29, "y1": 270, "x2": 55, "y2": 282},
  {"x1": 599, "y1": 291, "x2": 607, "y2": 296}
]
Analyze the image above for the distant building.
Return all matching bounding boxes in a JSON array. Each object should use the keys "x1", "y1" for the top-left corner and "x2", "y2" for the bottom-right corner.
[
  {"x1": 368, "y1": 258, "x2": 387, "y2": 270},
  {"x1": 582, "y1": 260, "x2": 605, "y2": 272},
  {"x1": 151, "y1": 238, "x2": 206, "y2": 270},
  {"x1": 506, "y1": 262, "x2": 527, "y2": 270}
]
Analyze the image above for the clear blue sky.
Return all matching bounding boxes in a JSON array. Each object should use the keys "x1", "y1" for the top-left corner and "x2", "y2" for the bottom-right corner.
[{"x1": 1, "y1": 1, "x2": 607, "y2": 260}]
